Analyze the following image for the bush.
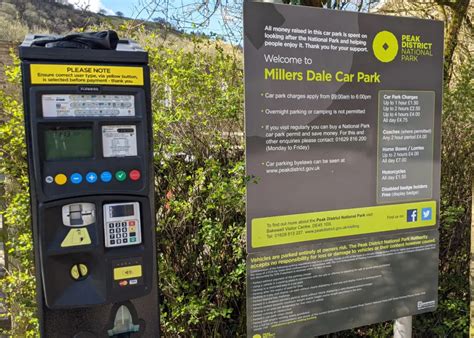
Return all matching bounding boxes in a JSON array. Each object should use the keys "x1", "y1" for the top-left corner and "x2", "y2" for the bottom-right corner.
[
  {"x1": 0, "y1": 52, "x2": 38, "y2": 336},
  {"x1": 0, "y1": 27, "x2": 471, "y2": 337},
  {"x1": 412, "y1": 58, "x2": 473, "y2": 337},
  {"x1": 147, "y1": 37, "x2": 246, "y2": 336}
]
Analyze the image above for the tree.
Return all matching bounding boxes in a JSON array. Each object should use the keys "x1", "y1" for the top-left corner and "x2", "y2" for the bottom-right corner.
[
  {"x1": 282, "y1": 0, "x2": 380, "y2": 11},
  {"x1": 116, "y1": 11, "x2": 124, "y2": 17},
  {"x1": 375, "y1": 0, "x2": 472, "y2": 85},
  {"x1": 436, "y1": 0, "x2": 471, "y2": 83},
  {"x1": 136, "y1": 0, "x2": 379, "y2": 42}
]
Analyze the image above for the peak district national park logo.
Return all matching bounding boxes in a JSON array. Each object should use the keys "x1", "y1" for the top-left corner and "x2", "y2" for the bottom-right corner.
[{"x1": 372, "y1": 30, "x2": 399, "y2": 63}]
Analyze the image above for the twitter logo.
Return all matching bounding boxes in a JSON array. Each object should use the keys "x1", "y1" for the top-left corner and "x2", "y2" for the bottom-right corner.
[{"x1": 421, "y1": 207, "x2": 432, "y2": 221}]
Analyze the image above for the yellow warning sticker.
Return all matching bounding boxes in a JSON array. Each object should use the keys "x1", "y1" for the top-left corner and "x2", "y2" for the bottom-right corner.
[
  {"x1": 30, "y1": 64, "x2": 144, "y2": 86},
  {"x1": 113, "y1": 265, "x2": 142, "y2": 280},
  {"x1": 61, "y1": 228, "x2": 92, "y2": 247}
]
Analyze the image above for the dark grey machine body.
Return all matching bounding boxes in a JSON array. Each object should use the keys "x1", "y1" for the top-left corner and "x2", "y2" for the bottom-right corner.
[{"x1": 19, "y1": 35, "x2": 160, "y2": 337}]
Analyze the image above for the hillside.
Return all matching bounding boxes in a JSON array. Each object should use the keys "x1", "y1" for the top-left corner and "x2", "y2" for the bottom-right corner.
[
  {"x1": 0, "y1": 0, "x2": 180, "y2": 42},
  {"x1": 0, "y1": 0, "x2": 197, "y2": 89}
]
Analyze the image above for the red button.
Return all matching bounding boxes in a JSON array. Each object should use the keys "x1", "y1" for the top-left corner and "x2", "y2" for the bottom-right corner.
[
  {"x1": 129, "y1": 170, "x2": 141, "y2": 181},
  {"x1": 119, "y1": 280, "x2": 128, "y2": 287}
]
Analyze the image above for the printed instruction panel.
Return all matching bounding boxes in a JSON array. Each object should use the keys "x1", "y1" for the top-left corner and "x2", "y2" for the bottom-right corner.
[
  {"x1": 42, "y1": 94, "x2": 135, "y2": 117},
  {"x1": 102, "y1": 125, "x2": 138, "y2": 157}
]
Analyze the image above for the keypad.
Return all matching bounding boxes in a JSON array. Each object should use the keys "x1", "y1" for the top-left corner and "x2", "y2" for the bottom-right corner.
[{"x1": 105, "y1": 219, "x2": 141, "y2": 248}]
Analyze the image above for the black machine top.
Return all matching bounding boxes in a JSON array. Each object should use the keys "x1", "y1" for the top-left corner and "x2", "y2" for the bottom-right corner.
[{"x1": 19, "y1": 31, "x2": 147, "y2": 64}]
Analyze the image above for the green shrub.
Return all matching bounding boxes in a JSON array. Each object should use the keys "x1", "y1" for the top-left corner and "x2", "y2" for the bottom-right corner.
[
  {"x1": 411, "y1": 58, "x2": 473, "y2": 337},
  {"x1": 0, "y1": 27, "x2": 471, "y2": 337},
  {"x1": 0, "y1": 52, "x2": 38, "y2": 336},
  {"x1": 147, "y1": 37, "x2": 246, "y2": 336}
]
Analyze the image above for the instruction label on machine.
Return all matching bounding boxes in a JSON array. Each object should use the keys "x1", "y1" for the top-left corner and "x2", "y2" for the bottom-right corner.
[
  {"x1": 102, "y1": 125, "x2": 137, "y2": 157},
  {"x1": 30, "y1": 64, "x2": 144, "y2": 86},
  {"x1": 42, "y1": 94, "x2": 135, "y2": 118},
  {"x1": 61, "y1": 228, "x2": 91, "y2": 248}
]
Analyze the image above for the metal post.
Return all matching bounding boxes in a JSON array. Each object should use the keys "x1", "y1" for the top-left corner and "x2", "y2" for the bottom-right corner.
[{"x1": 394, "y1": 316, "x2": 412, "y2": 338}]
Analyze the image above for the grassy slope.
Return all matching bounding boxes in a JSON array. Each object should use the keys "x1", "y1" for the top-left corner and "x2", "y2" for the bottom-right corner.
[
  {"x1": 0, "y1": 0, "x2": 179, "y2": 42},
  {"x1": 0, "y1": 0, "x2": 239, "y2": 59}
]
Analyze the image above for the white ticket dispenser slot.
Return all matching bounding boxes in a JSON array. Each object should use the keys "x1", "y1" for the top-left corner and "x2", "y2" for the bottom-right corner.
[{"x1": 104, "y1": 202, "x2": 142, "y2": 248}]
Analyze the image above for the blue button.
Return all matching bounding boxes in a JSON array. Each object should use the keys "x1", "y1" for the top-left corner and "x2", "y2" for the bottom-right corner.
[
  {"x1": 85, "y1": 172, "x2": 98, "y2": 183},
  {"x1": 70, "y1": 173, "x2": 83, "y2": 184},
  {"x1": 100, "y1": 171, "x2": 112, "y2": 183}
]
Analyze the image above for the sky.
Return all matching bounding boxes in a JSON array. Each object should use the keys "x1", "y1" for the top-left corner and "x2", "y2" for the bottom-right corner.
[
  {"x1": 68, "y1": 0, "x2": 166, "y2": 17},
  {"x1": 68, "y1": 0, "x2": 138, "y2": 15}
]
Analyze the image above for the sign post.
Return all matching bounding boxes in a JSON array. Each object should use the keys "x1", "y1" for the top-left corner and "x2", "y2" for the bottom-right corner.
[
  {"x1": 244, "y1": 3, "x2": 443, "y2": 337},
  {"x1": 19, "y1": 34, "x2": 159, "y2": 337}
]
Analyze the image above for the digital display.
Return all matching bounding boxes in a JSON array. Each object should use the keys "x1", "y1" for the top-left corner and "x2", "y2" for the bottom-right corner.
[
  {"x1": 111, "y1": 204, "x2": 135, "y2": 218},
  {"x1": 44, "y1": 128, "x2": 93, "y2": 160}
]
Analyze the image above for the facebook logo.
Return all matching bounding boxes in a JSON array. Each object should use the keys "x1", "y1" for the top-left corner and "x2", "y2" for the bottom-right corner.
[
  {"x1": 422, "y1": 207, "x2": 433, "y2": 221},
  {"x1": 407, "y1": 209, "x2": 418, "y2": 222}
]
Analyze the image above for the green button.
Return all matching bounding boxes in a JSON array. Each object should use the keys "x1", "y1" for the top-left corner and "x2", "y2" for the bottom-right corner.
[{"x1": 115, "y1": 170, "x2": 127, "y2": 182}]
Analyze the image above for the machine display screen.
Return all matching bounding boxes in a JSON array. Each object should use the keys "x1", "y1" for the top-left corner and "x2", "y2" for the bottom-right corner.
[
  {"x1": 111, "y1": 204, "x2": 135, "y2": 218},
  {"x1": 44, "y1": 128, "x2": 93, "y2": 160}
]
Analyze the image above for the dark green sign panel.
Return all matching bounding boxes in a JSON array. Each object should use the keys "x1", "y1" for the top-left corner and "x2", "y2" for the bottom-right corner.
[{"x1": 244, "y1": 3, "x2": 443, "y2": 337}]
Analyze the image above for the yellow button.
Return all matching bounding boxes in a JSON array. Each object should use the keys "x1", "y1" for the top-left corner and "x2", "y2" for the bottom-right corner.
[
  {"x1": 114, "y1": 265, "x2": 142, "y2": 280},
  {"x1": 54, "y1": 173, "x2": 67, "y2": 185},
  {"x1": 129, "y1": 226, "x2": 136, "y2": 232}
]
